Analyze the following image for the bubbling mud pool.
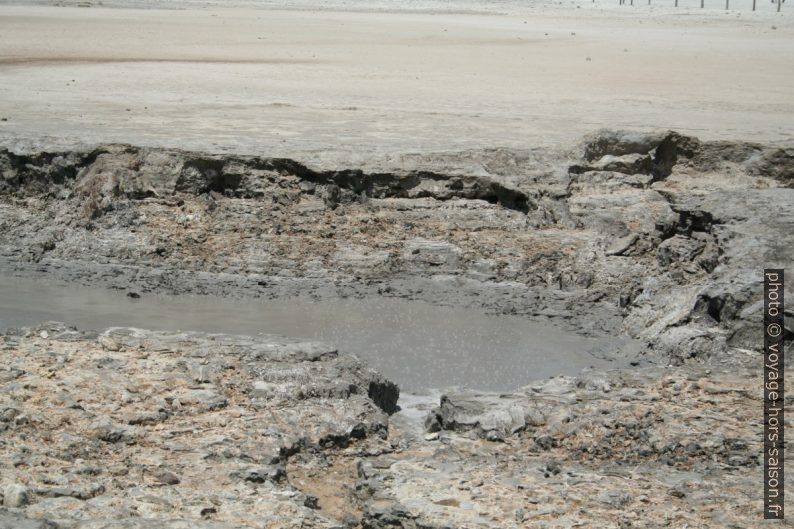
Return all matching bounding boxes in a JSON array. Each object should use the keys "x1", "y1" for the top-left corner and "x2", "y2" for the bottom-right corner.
[{"x1": 0, "y1": 275, "x2": 631, "y2": 392}]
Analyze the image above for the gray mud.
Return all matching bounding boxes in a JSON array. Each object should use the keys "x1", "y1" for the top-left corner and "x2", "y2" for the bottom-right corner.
[
  {"x1": 0, "y1": 274, "x2": 627, "y2": 391},
  {"x1": 1, "y1": 129, "x2": 791, "y2": 369}
]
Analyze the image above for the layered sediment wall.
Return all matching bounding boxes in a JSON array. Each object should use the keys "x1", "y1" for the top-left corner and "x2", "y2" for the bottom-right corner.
[{"x1": 1, "y1": 130, "x2": 792, "y2": 364}]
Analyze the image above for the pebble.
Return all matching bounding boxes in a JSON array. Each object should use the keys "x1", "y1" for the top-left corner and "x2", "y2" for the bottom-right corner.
[
  {"x1": 154, "y1": 470, "x2": 181, "y2": 485},
  {"x1": 3, "y1": 484, "x2": 29, "y2": 508}
]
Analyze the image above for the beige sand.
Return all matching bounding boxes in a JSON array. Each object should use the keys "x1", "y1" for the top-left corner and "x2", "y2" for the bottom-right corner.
[{"x1": 0, "y1": 3, "x2": 792, "y2": 163}]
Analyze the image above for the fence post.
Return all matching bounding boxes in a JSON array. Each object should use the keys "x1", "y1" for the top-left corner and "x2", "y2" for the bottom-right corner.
[
  {"x1": 752, "y1": 0, "x2": 756, "y2": 9},
  {"x1": 701, "y1": 0, "x2": 704, "y2": 7},
  {"x1": 778, "y1": 0, "x2": 782, "y2": 11}
]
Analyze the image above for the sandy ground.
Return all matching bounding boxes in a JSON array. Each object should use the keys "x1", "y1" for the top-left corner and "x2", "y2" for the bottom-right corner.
[{"x1": 0, "y1": 2, "x2": 792, "y2": 163}]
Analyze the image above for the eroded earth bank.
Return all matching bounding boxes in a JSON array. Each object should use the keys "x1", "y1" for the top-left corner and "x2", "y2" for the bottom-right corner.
[{"x1": 0, "y1": 130, "x2": 792, "y2": 528}]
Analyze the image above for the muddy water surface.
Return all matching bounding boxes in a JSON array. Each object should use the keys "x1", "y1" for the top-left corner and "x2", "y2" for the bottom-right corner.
[{"x1": 0, "y1": 275, "x2": 629, "y2": 391}]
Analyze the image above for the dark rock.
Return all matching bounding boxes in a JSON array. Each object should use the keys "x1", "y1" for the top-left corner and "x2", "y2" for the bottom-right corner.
[
  {"x1": 154, "y1": 470, "x2": 181, "y2": 485},
  {"x1": 535, "y1": 435, "x2": 555, "y2": 450},
  {"x1": 231, "y1": 464, "x2": 286, "y2": 484}
]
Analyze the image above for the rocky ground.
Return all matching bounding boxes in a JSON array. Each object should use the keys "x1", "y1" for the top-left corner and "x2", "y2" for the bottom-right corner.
[
  {"x1": 0, "y1": 322, "x2": 396, "y2": 528},
  {"x1": 0, "y1": 129, "x2": 792, "y2": 527},
  {"x1": 0, "y1": 322, "x2": 786, "y2": 528}
]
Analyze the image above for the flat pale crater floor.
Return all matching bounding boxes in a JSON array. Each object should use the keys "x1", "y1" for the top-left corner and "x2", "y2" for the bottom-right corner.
[{"x1": 0, "y1": 2, "x2": 792, "y2": 163}]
